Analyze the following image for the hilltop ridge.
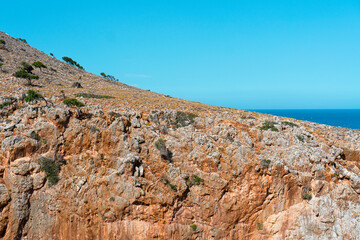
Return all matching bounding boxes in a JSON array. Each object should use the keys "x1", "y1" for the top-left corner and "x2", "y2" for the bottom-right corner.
[
  {"x1": 0, "y1": 31, "x2": 360, "y2": 239},
  {"x1": 0, "y1": 31, "x2": 226, "y2": 113}
]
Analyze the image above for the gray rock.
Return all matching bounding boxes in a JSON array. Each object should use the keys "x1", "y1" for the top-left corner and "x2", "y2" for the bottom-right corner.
[
  {"x1": 32, "y1": 173, "x2": 46, "y2": 190},
  {"x1": 0, "y1": 123, "x2": 16, "y2": 131},
  {"x1": 0, "y1": 183, "x2": 11, "y2": 207},
  {"x1": 131, "y1": 117, "x2": 141, "y2": 128}
]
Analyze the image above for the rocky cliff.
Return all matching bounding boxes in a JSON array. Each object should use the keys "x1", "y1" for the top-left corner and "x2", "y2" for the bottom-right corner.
[{"x1": 0, "y1": 31, "x2": 360, "y2": 240}]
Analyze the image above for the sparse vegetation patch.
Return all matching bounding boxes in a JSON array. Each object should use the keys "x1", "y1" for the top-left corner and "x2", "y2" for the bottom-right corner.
[
  {"x1": 24, "y1": 90, "x2": 41, "y2": 102},
  {"x1": 109, "y1": 111, "x2": 121, "y2": 118},
  {"x1": 302, "y1": 187, "x2": 312, "y2": 200},
  {"x1": 13, "y1": 62, "x2": 39, "y2": 85},
  {"x1": 39, "y1": 157, "x2": 61, "y2": 186},
  {"x1": 63, "y1": 98, "x2": 85, "y2": 107},
  {"x1": 155, "y1": 138, "x2": 165, "y2": 150},
  {"x1": 261, "y1": 159, "x2": 271, "y2": 168},
  {"x1": 17, "y1": 38, "x2": 27, "y2": 43},
  {"x1": 190, "y1": 224, "x2": 197, "y2": 231},
  {"x1": 190, "y1": 174, "x2": 204, "y2": 185},
  {"x1": 282, "y1": 121, "x2": 299, "y2": 128},
  {"x1": 0, "y1": 102, "x2": 11, "y2": 109},
  {"x1": 163, "y1": 178, "x2": 177, "y2": 192},
  {"x1": 75, "y1": 93, "x2": 114, "y2": 99},
  {"x1": 302, "y1": 192, "x2": 312, "y2": 200},
  {"x1": 173, "y1": 111, "x2": 198, "y2": 128},
  {"x1": 297, "y1": 135, "x2": 304, "y2": 142},
  {"x1": 259, "y1": 121, "x2": 279, "y2": 132},
  {"x1": 155, "y1": 137, "x2": 172, "y2": 161},
  {"x1": 32, "y1": 61, "x2": 47, "y2": 69},
  {"x1": 30, "y1": 132, "x2": 41, "y2": 141}
]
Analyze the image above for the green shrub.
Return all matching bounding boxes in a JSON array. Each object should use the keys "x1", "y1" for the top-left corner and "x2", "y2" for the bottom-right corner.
[
  {"x1": 282, "y1": 121, "x2": 299, "y2": 128},
  {"x1": 259, "y1": 121, "x2": 278, "y2": 132},
  {"x1": 173, "y1": 111, "x2": 198, "y2": 128},
  {"x1": 31, "y1": 132, "x2": 41, "y2": 141},
  {"x1": 155, "y1": 138, "x2": 165, "y2": 150},
  {"x1": 109, "y1": 197, "x2": 115, "y2": 201},
  {"x1": 74, "y1": 93, "x2": 114, "y2": 99},
  {"x1": 0, "y1": 102, "x2": 10, "y2": 109},
  {"x1": 190, "y1": 224, "x2": 197, "y2": 231},
  {"x1": 90, "y1": 126, "x2": 100, "y2": 133},
  {"x1": 191, "y1": 174, "x2": 204, "y2": 185},
  {"x1": 0, "y1": 97, "x2": 15, "y2": 108},
  {"x1": 302, "y1": 192, "x2": 312, "y2": 200},
  {"x1": 109, "y1": 111, "x2": 121, "y2": 118},
  {"x1": 256, "y1": 222, "x2": 263, "y2": 230},
  {"x1": 169, "y1": 183, "x2": 177, "y2": 192},
  {"x1": 100, "y1": 72, "x2": 118, "y2": 81},
  {"x1": 163, "y1": 178, "x2": 177, "y2": 192},
  {"x1": 261, "y1": 159, "x2": 271, "y2": 168},
  {"x1": 24, "y1": 90, "x2": 41, "y2": 102},
  {"x1": 21, "y1": 61, "x2": 34, "y2": 72},
  {"x1": 39, "y1": 157, "x2": 61, "y2": 186},
  {"x1": 17, "y1": 38, "x2": 27, "y2": 43},
  {"x1": 13, "y1": 62, "x2": 39, "y2": 85},
  {"x1": 62, "y1": 56, "x2": 74, "y2": 64},
  {"x1": 62, "y1": 56, "x2": 84, "y2": 70},
  {"x1": 297, "y1": 135, "x2": 304, "y2": 142},
  {"x1": 0, "y1": 39, "x2": 5, "y2": 44},
  {"x1": 13, "y1": 69, "x2": 39, "y2": 80},
  {"x1": 63, "y1": 98, "x2": 84, "y2": 107},
  {"x1": 32, "y1": 61, "x2": 47, "y2": 69},
  {"x1": 155, "y1": 138, "x2": 172, "y2": 161}
]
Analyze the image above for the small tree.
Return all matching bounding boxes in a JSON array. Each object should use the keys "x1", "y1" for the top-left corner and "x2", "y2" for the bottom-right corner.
[
  {"x1": 100, "y1": 72, "x2": 118, "y2": 81},
  {"x1": 24, "y1": 90, "x2": 41, "y2": 102},
  {"x1": 13, "y1": 70, "x2": 39, "y2": 85},
  {"x1": 13, "y1": 61, "x2": 39, "y2": 85},
  {"x1": 17, "y1": 38, "x2": 27, "y2": 43},
  {"x1": 0, "y1": 39, "x2": 5, "y2": 45},
  {"x1": 32, "y1": 61, "x2": 47, "y2": 70},
  {"x1": 21, "y1": 61, "x2": 34, "y2": 73},
  {"x1": 62, "y1": 56, "x2": 84, "y2": 70}
]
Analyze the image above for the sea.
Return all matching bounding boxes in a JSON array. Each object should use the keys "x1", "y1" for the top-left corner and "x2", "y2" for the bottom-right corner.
[{"x1": 250, "y1": 109, "x2": 360, "y2": 130}]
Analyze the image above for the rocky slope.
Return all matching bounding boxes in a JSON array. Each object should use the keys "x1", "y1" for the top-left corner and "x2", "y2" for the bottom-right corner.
[{"x1": 0, "y1": 31, "x2": 360, "y2": 240}]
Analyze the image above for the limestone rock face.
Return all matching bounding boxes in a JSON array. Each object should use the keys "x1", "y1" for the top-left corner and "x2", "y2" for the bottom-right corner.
[
  {"x1": 0, "y1": 102, "x2": 359, "y2": 240},
  {"x1": 0, "y1": 30, "x2": 360, "y2": 239}
]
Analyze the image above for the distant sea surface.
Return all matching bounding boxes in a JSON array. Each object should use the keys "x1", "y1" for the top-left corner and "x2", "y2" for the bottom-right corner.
[{"x1": 250, "y1": 109, "x2": 360, "y2": 130}]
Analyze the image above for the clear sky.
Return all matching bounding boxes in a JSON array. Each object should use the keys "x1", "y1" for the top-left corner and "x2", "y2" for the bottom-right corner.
[{"x1": 1, "y1": 0, "x2": 360, "y2": 109}]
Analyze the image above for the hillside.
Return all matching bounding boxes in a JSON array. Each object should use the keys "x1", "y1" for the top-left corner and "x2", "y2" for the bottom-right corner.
[
  {"x1": 0, "y1": 31, "x2": 226, "y2": 114},
  {"x1": 0, "y1": 31, "x2": 360, "y2": 240}
]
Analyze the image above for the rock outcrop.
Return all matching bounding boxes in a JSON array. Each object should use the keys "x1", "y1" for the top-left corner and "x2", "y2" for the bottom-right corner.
[{"x1": 0, "y1": 31, "x2": 360, "y2": 239}]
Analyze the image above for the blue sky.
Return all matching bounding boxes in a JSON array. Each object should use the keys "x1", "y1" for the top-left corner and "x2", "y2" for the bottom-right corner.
[{"x1": 1, "y1": 0, "x2": 360, "y2": 109}]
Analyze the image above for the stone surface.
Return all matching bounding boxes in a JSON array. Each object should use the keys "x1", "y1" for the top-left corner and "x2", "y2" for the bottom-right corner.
[{"x1": 0, "y1": 30, "x2": 360, "y2": 239}]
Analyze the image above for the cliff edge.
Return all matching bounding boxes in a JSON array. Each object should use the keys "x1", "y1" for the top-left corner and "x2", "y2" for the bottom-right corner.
[{"x1": 0, "y1": 31, "x2": 360, "y2": 240}]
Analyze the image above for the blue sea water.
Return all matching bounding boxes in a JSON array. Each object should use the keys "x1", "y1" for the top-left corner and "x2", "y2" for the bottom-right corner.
[{"x1": 250, "y1": 109, "x2": 360, "y2": 130}]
